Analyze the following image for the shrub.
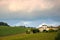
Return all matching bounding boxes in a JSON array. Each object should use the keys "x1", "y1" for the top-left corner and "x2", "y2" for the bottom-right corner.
[
  {"x1": 31, "y1": 29, "x2": 39, "y2": 33},
  {"x1": 43, "y1": 30, "x2": 48, "y2": 32},
  {"x1": 55, "y1": 30, "x2": 60, "y2": 40},
  {"x1": 48, "y1": 29, "x2": 54, "y2": 32},
  {"x1": 26, "y1": 30, "x2": 31, "y2": 34}
]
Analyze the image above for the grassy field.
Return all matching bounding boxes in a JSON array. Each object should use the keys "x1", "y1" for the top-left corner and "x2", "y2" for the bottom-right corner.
[
  {"x1": 0, "y1": 26, "x2": 27, "y2": 36},
  {"x1": 0, "y1": 32, "x2": 57, "y2": 40},
  {"x1": 0, "y1": 26, "x2": 58, "y2": 40}
]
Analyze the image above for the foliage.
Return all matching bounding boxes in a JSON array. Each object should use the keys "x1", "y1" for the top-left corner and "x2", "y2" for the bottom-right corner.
[
  {"x1": 43, "y1": 30, "x2": 48, "y2": 32},
  {"x1": 17, "y1": 26, "x2": 26, "y2": 28},
  {"x1": 58, "y1": 25, "x2": 60, "y2": 30},
  {"x1": 26, "y1": 30, "x2": 31, "y2": 34},
  {"x1": 0, "y1": 22, "x2": 9, "y2": 26},
  {"x1": 48, "y1": 29, "x2": 54, "y2": 32},
  {"x1": 55, "y1": 30, "x2": 60, "y2": 40},
  {"x1": 31, "y1": 28, "x2": 40, "y2": 33}
]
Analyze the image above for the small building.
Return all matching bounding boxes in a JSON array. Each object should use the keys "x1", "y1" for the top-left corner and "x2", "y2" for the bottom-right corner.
[{"x1": 38, "y1": 25, "x2": 58, "y2": 32}]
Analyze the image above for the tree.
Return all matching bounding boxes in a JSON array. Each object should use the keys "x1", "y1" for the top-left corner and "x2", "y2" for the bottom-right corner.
[{"x1": 0, "y1": 22, "x2": 9, "y2": 26}]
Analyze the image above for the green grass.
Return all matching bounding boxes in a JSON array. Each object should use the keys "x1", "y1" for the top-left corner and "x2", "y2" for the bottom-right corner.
[
  {"x1": 16, "y1": 32, "x2": 57, "y2": 40},
  {"x1": 0, "y1": 26, "x2": 27, "y2": 36},
  {"x1": 0, "y1": 32, "x2": 57, "y2": 40},
  {"x1": 0, "y1": 26, "x2": 58, "y2": 40}
]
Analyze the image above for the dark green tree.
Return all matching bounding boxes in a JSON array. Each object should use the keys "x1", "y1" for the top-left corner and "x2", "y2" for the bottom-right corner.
[{"x1": 0, "y1": 22, "x2": 9, "y2": 26}]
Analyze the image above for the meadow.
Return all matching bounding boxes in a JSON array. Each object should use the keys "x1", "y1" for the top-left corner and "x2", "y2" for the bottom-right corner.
[
  {"x1": 0, "y1": 32, "x2": 57, "y2": 40},
  {"x1": 0, "y1": 26, "x2": 58, "y2": 40},
  {"x1": 0, "y1": 26, "x2": 27, "y2": 36}
]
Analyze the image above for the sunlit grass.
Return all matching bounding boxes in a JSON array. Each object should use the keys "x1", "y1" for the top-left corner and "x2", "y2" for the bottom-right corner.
[{"x1": 0, "y1": 32, "x2": 57, "y2": 40}]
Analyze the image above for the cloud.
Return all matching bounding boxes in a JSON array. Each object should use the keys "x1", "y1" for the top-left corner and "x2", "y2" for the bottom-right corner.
[
  {"x1": 13, "y1": 19, "x2": 60, "y2": 27},
  {"x1": 0, "y1": 0, "x2": 60, "y2": 26},
  {"x1": 15, "y1": 21, "x2": 32, "y2": 27},
  {"x1": 0, "y1": 0, "x2": 58, "y2": 12}
]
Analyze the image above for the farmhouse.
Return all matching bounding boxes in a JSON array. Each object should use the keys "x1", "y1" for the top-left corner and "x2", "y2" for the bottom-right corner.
[{"x1": 38, "y1": 24, "x2": 58, "y2": 32}]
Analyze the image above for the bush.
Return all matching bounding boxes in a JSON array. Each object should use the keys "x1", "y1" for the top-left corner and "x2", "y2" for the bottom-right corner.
[
  {"x1": 31, "y1": 29, "x2": 39, "y2": 33},
  {"x1": 43, "y1": 30, "x2": 48, "y2": 32},
  {"x1": 48, "y1": 29, "x2": 54, "y2": 32},
  {"x1": 55, "y1": 30, "x2": 60, "y2": 40},
  {"x1": 26, "y1": 30, "x2": 31, "y2": 34}
]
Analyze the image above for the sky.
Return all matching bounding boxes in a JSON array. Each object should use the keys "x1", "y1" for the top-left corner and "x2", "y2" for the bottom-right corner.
[{"x1": 0, "y1": 0, "x2": 60, "y2": 27}]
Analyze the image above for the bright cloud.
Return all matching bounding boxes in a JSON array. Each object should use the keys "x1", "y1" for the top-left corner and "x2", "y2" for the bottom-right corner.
[{"x1": 0, "y1": 0, "x2": 58, "y2": 12}]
